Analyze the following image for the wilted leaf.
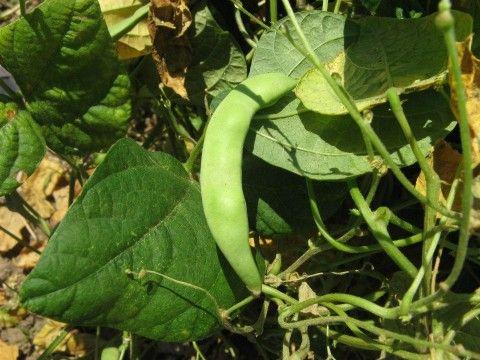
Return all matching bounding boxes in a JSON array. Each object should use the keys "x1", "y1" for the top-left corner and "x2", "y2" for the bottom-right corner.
[
  {"x1": 99, "y1": 0, "x2": 152, "y2": 59},
  {"x1": 65, "y1": 332, "x2": 97, "y2": 357},
  {"x1": 0, "y1": 207, "x2": 28, "y2": 253},
  {"x1": 0, "y1": 339, "x2": 19, "y2": 360},
  {"x1": 33, "y1": 320, "x2": 69, "y2": 353},
  {"x1": 450, "y1": 35, "x2": 480, "y2": 165},
  {"x1": 415, "y1": 140, "x2": 462, "y2": 212},
  {"x1": 149, "y1": 0, "x2": 192, "y2": 98},
  {"x1": 19, "y1": 156, "x2": 66, "y2": 219},
  {"x1": 14, "y1": 244, "x2": 45, "y2": 270}
]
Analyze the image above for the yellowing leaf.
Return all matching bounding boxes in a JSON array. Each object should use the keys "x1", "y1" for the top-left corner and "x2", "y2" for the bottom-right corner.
[
  {"x1": 449, "y1": 35, "x2": 480, "y2": 165},
  {"x1": 415, "y1": 140, "x2": 463, "y2": 212},
  {"x1": 0, "y1": 339, "x2": 19, "y2": 360},
  {"x1": 99, "y1": 0, "x2": 152, "y2": 59},
  {"x1": 33, "y1": 320, "x2": 69, "y2": 353}
]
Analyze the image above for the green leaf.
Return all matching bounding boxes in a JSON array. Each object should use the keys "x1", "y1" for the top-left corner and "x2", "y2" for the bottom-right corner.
[
  {"x1": 295, "y1": 11, "x2": 471, "y2": 115},
  {"x1": 243, "y1": 154, "x2": 346, "y2": 236},
  {"x1": 0, "y1": 0, "x2": 132, "y2": 155},
  {"x1": 247, "y1": 89, "x2": 454, "y2": 181},
  {"x1": 434, "y1": 302, "x2": 480, "y2": 353},
  {"x1": 0, "y1": 103, "x2": 45, "y2": 196},
  {"x1": 247, "y1": 12, "x2": 457, "y2": 180},
  {"x1": 20, "y1": 139, "x2": 245, "y2": 342},
  {"x1": 185, "y1": 0, "x2": 247, "y2": 107}
]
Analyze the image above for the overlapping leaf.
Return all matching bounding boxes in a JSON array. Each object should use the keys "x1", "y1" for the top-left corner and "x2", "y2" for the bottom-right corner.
[
  {"x1": 99, "y1": 0, "x2": 151, "y2": 59},
  {"x1": 248, "y1": 11, "x2": 459, "y2": 180},
  {"x1": 0, "y1": 0, "x2": 131, "y2": 155},
  {"x1": 185, "y1": 0, "x2": 247, "y2": 107},
  {"x1": 21, "y1": 139, "x2": 245, "y2": 342},
  {"x1": 295, "y1": 11, "x2": 471, "y2": 115},
  {"x1": 0, "y1": 104, "x2": 45, "y2": 196}
]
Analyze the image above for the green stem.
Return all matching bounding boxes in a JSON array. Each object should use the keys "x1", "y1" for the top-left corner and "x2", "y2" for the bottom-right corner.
[
  {"x1": 382, "y1": 208, "x2": 421, "y2": 234},
  {"x1": 183, "y1": 124, "x2": 207, "y2": 174},
  {"x1": 436, "y1": 0, "x2": 473, "y2": 293},
  {"x1": 343, "y1": 316, "x2": 478, "y2": 358},
  {"x1": 399, "y1": 171, "x2": 460, "y2": 316},
  {"x1": 224, "y1": 295, "x2": 256, "y2": 316},
  {"x1": 270, "y1": 0, "x2": 278, "y2": 23},
  {"x1": 348, "y1": 180, "x2": 418, "y2": 278},
  {"x1": 38, "y1": 328, "x2": 71, "y2": 360},
  {"x1": 387, "y1": 87, "x2": 441, "y2": 294},
  {"x1": 262, "y1": 284, "x2": 298, "y2": 305},
  {"x1": 230, "y1": 0, "x2": 270, "y2": 30},
  {"x1": 282, "y1": 292, "x2": 397, "y2": 320},
  {"x1": 192, "y1": 341, "x2": 207, "y2": 360},
  {"x1": 278, "y1": 0, "x2": 458, "y2": 220},
  {"x1": 318, "y1": 327, "x2": 429, "y2": 359},
  {"x1": 19, "y1": 0, "x2": 27, "y2": 17},
  {"x1": 387, "y1": 88, "x2": 436, "y2": 180},
  {"x1": 235, "y1": 9, "x2": 257, "y2": 48},
  {"x1": 322, "y1": 0, "x2": 329, "y2": 11},
  {"x1": 118, "y1": 332, "x2": 130, "y2": 360},
  {"x1": 334, "y1": 0, "x2": 342, "y2": 13},
  {"x1": 110, "y1": 4, "x2": 149, "y2": 42}
]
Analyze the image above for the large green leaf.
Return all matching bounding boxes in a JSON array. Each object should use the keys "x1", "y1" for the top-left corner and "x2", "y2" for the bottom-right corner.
[
  {"x1": 0, "y1": 0, "x2": 131, "y2": 155},
  {"x1": 20, "y1": 139, "x2": 245, "y2": 342},
  {"x1": 185, "y1": 0, "x2": 247, "y2": 107},
  {"x1": 247, "y1": 90, "x2": 454, "y2": 181},
  {"x1": 243, "y1": 154, "x2": 346, "y2": 236},
  {"x1": 247, "y1": 12, "x2": 457, "y2": 180},
  {"x1": 0, "y1": 103, "x2": 45, "y2": 196},
  {"x1": 295, "y1": 11, "x2": 472, "y2": 115}
]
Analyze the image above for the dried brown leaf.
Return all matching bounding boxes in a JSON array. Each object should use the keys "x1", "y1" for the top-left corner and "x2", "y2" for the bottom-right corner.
[
  {"x1": 415, "y1": 140, "x2": 462, "y2": 212},
  {"x1": 33, "y1": 320, "x2": 69, "y2": 353},
  {"x1": 148, "y1": 0, "x2": 192, "y2": 98},
  {"x1": 0, "y1": 208, "x2": 28, "y2": 253},
  {"x1": 20, "y1": 156, "x2": 66, "y2": 219},
  {"x1": 449, "y1": 35, "x2": 480, "y2": 165},
  {"x1": 14, "y1": 243, "x2": 45, "y2": 270},
  {"x1": 0, "y1": 339, "x2": 19, "y2": 360},
  {"x1": 298, "y1": 282, "x2": 328, "y2": 317}
]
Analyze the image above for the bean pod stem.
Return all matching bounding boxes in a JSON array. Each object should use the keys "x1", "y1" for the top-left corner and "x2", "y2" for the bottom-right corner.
[{"x1": 200, "y1": 73, "x2": 297, "y2": 295}]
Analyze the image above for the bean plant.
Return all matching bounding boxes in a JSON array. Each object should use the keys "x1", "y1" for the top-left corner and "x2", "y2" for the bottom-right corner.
[{"x1": 0, "y1": 0, "x2": 479, "y2": 358}]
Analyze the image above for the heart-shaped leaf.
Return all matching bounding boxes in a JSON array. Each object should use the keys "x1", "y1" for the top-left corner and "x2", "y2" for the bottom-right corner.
[
  {"x1": 0, "y1": 0, "x2": 132, "y2": 155},
  {"x1": 21, "y1": 139, "x2": 245, "y2": 342},
  {"x1": 0, "y1": 103, "x2": 45, "y2": 196},
  {"x1": 247, "y1": 12, "x2": 458, "y2": 180}
]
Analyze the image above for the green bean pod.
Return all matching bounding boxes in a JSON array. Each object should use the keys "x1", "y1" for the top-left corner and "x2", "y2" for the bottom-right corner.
[{"x1": 200, "y1": 73, "x2": 296, "y2": 295}]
